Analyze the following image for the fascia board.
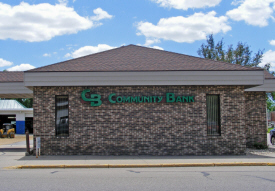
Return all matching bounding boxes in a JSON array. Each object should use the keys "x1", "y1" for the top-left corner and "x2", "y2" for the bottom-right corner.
[
  {"x1": 245, "y1": 79, "x2": 275, "y2": 92},
  {"x1": 24, "y1": 71, "x2": 264, "y2": 87},
  {"x1": 0, "y1": 82, "x2": 33, "y2": 94}
]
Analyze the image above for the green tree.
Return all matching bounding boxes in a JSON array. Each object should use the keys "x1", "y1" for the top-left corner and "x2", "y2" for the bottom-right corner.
[
  {"x1": 13, "y1": 98, "x2": 33, "y2": 108},
  {"x1": 198, "y1": 34, "x2": 275, "y2": 111},
  {"x1": 197, "y1": 34, "x2": 264, "y2": 67},
  {"x1": 264, "y1": 63, "x2": 275, "y2": 111}
]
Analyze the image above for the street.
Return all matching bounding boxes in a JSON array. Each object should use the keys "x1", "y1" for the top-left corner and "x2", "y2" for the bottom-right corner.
[
  {"x1": 1, "y1": 167, "x2": 275, "y2": 191},
  {"x1": 1, "y1": 135, "x2": 275, "y2": 191}
]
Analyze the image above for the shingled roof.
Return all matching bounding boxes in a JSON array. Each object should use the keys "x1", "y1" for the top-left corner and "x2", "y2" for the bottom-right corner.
[
  {"x1": 26, "y1": 45, "x2": 262, "y2": 72},
  {"x1": 264, "y1": 70, "x2": 275, "y2": 79},
  {"x1": 0, "y1": 72, "x2": 24, "y2": 82}
]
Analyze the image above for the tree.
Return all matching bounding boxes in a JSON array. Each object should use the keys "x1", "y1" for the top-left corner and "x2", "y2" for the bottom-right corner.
[
  {"x1": 13, "y1": 98, "x2": 33, "y2": 108},
  {"x1": 198, "y1": 34, "x2": 275, "y2": 111},
  {"x1": 197, "y1": 34, "x2": 264, "y2": 67},
  {"x1": 264, "y1": 63, "x2": 275, "y2": 111}
]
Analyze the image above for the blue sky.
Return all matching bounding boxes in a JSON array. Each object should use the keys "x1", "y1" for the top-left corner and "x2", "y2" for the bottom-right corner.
[{"x1": 0, "y1": 0, "x2": 275, "y2": 71}]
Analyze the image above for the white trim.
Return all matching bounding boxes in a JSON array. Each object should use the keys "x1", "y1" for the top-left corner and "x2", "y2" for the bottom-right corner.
[
  {"x1": 0, "y1": 109, "x2": 33, "y2": 112},
  {"x1": 245, "y1": 79, "x2": 275, "y2": 92},
  {"x1": 24, "y1": 71, "x2": 264, "y2": 86},
  {"x1": 0, "y1": 82, "x2": 33, "y2": 98}
]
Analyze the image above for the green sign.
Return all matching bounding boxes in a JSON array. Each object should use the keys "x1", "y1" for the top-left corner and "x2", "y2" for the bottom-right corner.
[{"x1": 81, "y1": 89, "x2": 194, "y2": 107}]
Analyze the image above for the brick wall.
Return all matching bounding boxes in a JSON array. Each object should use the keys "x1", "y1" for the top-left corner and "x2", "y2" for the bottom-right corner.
[
  {"x1": 33, "y1": 85, "x2": 246, "y2": 155},
  {"x1": 245, "y1": 92, "x2": 267, "y2": 147}
]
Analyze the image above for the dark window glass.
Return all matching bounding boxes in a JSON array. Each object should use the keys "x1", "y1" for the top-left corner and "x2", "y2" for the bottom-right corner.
[
  {"x1": 206, "y1": 95, "x2": 221, "y2": 135},
  {"x1": 56, "y1": 95, "x2": 69, "y2": 136}
]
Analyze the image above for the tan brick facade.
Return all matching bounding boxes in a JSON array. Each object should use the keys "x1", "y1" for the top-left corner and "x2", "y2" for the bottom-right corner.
[{"x1": 33, "y1": 85, "x2": 252, "y2": 155}]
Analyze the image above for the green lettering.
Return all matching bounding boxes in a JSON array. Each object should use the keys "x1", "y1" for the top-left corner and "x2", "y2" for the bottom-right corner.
[
  {"x1": 144, "y1": 96, "x2": 150, "y2": 103},
  {"x1": 90, "y1": 94, "x2": 102, "y2": 107},
  {"x1": 123, "y1": 96, "x2": 131, "y2": 103},
  {"x1": 116, "y1": 96, "x2": 123, "y2": 103},
  {"x1": 138, "y1": 97, "x2": 144, "y2": 103},
  {"x1": 176, "y1": 96, "x2": 182, "y2": 102},
  {"x1": 158, "y1": 96, "x2": 163, "y2": 102},
  {"x1": 152, "y1": 96, "x2": 157, "y2": 102},
  {"x1": 81, "y1": 89, "x2": 92, "y2": 102},
  {"x1": 182, "y1": 96, "x2": 189, "y2": 103},
  {"x1": 82, "y1": 89, "x2": 102, "y2": 106},
  {"x1": 189, "y1": 96, "x2": 194, "y2": 102},
  {"x1": 108, "y1": 93, "x2": 116, "y2": 104},
  {"x1": 131, "y1": 97, "x2": 138, "y2": 102},
  {"x1": 166, "y1": 93, "x2": 175, "y2": 103}
]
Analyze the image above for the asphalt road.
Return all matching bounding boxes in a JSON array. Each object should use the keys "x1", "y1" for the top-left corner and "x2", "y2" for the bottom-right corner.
[{"x1": 1, "y1": 167, "x2": 275, "y2": 191}]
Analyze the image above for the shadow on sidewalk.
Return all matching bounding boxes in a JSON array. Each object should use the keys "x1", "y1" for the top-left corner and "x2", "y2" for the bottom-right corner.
[
  {"x1": 17, "y1": 153, "x2": 275, "y2": 161},
  {"x1": 0, "y1": 148, "x2": 26, "y2": 152}
]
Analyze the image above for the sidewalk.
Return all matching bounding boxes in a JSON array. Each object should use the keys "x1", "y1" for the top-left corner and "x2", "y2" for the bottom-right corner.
[{"x1": 1, "y1": 135, "x2": 275, "y2": 169}]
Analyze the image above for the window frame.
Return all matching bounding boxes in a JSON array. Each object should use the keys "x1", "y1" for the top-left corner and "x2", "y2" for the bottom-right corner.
[
  {"x1": 55, "y1": 95, "x2": 69, "y2": 137},
  {"x1": 206, "y1": 94, "x2": 221, "y2": 136}
]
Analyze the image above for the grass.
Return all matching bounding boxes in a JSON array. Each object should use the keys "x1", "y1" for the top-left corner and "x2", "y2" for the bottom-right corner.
[{"x1": 268, "y1": 127, "x2": 274, "y2": 133}]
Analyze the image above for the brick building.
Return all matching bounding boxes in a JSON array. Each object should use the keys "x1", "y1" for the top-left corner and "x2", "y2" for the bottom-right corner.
[{"x1": 2, "y1": 45, "x2": 275, "y2": 155}]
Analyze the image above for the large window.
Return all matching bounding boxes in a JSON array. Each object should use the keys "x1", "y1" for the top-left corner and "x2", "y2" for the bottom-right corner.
[
  {"x1": 56, "y1": 95, "x2": 69, "y2": 136},
  {"x1": 206, "y1": 95, "x2": 221, "y2": 136}
]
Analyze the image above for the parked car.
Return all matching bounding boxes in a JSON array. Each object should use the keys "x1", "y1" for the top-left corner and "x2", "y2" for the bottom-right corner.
[{"x1": 270, "y1": 128, "x2": 275, "y2": 145}]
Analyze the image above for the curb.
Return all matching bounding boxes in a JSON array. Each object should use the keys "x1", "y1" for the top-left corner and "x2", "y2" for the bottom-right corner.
[{"x1": 5, "y1": 162, "x2": 275, "y2": 169}]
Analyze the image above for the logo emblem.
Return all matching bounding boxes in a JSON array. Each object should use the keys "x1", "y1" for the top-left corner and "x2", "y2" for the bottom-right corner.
[{"x1": 81, "y1": 89, "x2": 102, "y2": 107}]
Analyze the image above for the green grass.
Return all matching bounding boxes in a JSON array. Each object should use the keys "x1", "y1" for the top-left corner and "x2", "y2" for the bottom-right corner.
[{"x1": 268, "y1": 127, "x2": 274, "y2": 133}]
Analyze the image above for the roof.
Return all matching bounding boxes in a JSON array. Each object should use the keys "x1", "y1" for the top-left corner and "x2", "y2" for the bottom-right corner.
[
  {"x1": 264, "y1": 70, "x2": 275, "y2": 79},
  {"x1": 0, "y1": 100, "x2": 26, "y2": 109},
  {"x1": 26, "y1": 45, "x2": 262, "y2": 72},
  {"x1": 0, "y1": 72, "x2": 24, "y2": 82}
]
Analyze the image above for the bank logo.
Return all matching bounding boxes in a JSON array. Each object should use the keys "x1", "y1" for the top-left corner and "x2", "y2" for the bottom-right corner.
[
  {"x1": 81, "y1": 89, "x2": 195, "y2": 107},
  {"x1": 81, "y1": 89, "x2": 102, "y2": 107}
]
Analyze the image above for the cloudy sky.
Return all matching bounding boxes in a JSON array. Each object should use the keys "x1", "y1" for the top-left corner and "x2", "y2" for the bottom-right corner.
[{"x1": 0, "y1": 0, "x2": 275, "y2": 71}]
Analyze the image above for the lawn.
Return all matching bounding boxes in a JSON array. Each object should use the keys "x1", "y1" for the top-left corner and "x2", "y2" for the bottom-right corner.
[{"x1": 268, "y1": 127, "x2": 274, "y2": 133}]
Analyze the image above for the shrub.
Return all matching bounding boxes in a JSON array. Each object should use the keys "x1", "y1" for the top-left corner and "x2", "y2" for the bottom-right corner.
[{"x1": 253, "y1": 142, "x2": 268, "y2": 149}]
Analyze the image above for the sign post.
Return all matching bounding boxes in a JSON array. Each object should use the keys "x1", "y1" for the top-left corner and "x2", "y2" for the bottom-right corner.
[{"x1": 36, "y1": 137, "x2": 41, "y2": 158}]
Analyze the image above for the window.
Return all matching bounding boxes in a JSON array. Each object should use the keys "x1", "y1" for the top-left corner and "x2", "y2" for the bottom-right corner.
[
  {"x1": 206, "y1": 95, "x2": 221, "y2": 135},
  {"x1": 56, "y1": 95, "x2": 69, "y2": 136}
]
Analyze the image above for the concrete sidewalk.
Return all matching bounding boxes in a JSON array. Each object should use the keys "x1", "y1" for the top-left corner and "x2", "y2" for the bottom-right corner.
[
  {"x1": 1, "y1": 134, "x2": 275, "y2": 169},
  {"x1": 1, "y1": 142, "x2": 275, "y2": 169}
]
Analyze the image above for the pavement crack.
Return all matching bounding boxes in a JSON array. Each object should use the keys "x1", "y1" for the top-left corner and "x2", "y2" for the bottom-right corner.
[
  {"x1": 201, "y1": 172, "x2": 212, "y2": 180},
  {"x1": 127, "y1": 170, "x2": 140, "y2": 174},
  {"x1": 248, "y1": 175, "x2": 275, "y2": 183},
  {"x1": 51, "y1": 171, "x2": 58, "y2": 174}
]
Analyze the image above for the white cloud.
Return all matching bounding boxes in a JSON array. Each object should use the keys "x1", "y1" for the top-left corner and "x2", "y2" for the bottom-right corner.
[
  {"x1": 231, "y1": 0, "x2": 245, "y2": 6},
  {"x1": 58, "y1": 0, "x2": 68, "y2": 5},
  {"x1": 43, "y1": 53, "x2": 51, "y2": 57},
  {"x1": 0, "y1": 58, "x2": 13, "y2": 67},
  {"x1": 90, "y1": 8, "x2": 113, "y2": 21},
  {"x1": 144, "y1": 38, "x2": 161, "y2": 46},
  {"x1": 137, "y1": 11, "x2": 231, "y2": 43},
  {"x1": 270, "y1": 40, "x2": 275, "y2": 46},
  {"x1": 0, "y1": 2, "x2": 112, "y2": 42},
  {"x1": 66, "y1": 44, "x2": 116, "y2": 58},
  {"x1": 260, "y1": 50, "x2": 275, "y2": 71},
  {"x1": 226, "y1": 0, "x2": 275, "y2": 27},
  {"x1": 64, "y1": 53, "x2": 71, "y2": 58},
  {"x1": 151, "y1": 46, "x2": 164, "y2": 50},
  {"x1": 151, "y1": 0, "x2": 221, "y2": 10},
  {"x1": 7, "y1": 63, "x2": 35, "y2": 71}
]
